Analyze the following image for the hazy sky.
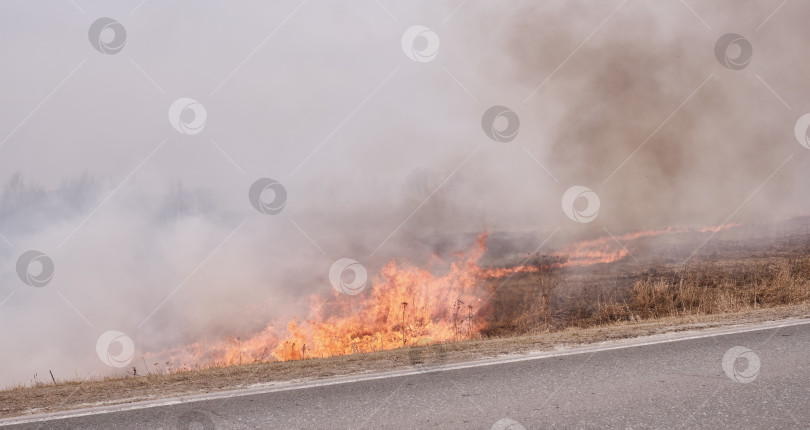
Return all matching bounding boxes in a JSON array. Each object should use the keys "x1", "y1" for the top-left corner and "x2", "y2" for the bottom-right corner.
[{"x1": 0, "y1": 0, "x2": 808, "y2": 386}]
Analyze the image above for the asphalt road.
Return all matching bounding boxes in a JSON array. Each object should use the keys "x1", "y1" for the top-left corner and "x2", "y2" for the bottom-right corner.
[{"x1": 5, "y1": 320, "x2": 810, "y2": 429}]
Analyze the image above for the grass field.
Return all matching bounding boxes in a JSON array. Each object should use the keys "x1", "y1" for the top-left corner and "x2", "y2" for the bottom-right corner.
[{"x1": 3, "y1": 220, "x2": 810, "y2": 418}]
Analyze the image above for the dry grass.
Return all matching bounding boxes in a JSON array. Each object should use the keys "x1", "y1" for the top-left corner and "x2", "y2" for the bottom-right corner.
[
  {"x1": 482, "y1": 254, "x2": 810, "y2": 334},
  {"x1": 589, "y1": 258, "x2": 810, "y2": 323},
  {"x1": 4, "y1": 247, "x2": 810, "y2": 419},
  {"x1": 3, "y1": 303, "x2": 810, "y2": 419}
]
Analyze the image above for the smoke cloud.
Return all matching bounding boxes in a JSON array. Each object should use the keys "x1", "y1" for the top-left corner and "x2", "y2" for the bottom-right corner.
[{"x1": 0, "y1": 0, "x2": 807, "y2": 386}]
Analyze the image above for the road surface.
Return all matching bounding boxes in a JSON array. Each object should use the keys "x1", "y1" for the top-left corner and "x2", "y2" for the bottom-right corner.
[{"x1": 3, "y1": 319, "x2": 810, "y2": 429}]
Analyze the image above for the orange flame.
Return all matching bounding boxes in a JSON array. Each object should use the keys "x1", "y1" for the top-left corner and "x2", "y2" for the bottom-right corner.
[
  {"x1": 160, "y1": 222, "x2": 740, "y2": 368},
  {"x1": 238, "y1": 233, "x2": 490, "y2": 362}
]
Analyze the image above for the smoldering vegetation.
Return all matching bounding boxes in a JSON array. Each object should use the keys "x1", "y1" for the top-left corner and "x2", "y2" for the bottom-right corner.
[{"x1": 482, "y1": 217, "x2": 810, "y2": 336}]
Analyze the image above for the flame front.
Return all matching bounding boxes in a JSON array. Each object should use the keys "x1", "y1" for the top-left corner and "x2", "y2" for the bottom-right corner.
[
  {"x1": 160, "y1": 223, "x2": 740, "y2": 368},
  {"x1": 228, "y1": 233, "x2": 491, "y2": 363}
]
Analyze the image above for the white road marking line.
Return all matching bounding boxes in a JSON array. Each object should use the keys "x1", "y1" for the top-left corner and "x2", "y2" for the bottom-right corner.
[{"x1": 3, "y1": 317, "x2": 809, "y2": 426}]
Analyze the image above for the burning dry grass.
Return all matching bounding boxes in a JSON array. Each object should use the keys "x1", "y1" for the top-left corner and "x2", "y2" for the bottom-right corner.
[
  {"x1": 159, "y1": 225, "x2": 755, "y2": 366},
  {"x1": 3, "y1": 303, "x2": 809, "y2": 419},
  {"x1": 4, "y1": 224, "x2": 810, "y2": 419},
  {"x1": 4, "y1": 255, "x2": 810, "y2": 418}
]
